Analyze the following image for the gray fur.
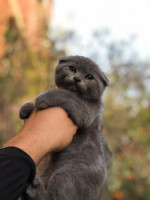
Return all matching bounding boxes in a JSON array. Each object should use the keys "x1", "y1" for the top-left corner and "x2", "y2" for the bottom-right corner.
[{"x1": 20, "y1": 56, "x2": 110, "y2": 200}]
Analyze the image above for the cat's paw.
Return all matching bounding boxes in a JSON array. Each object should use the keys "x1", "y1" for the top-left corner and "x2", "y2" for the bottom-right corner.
[
  {"x1": 35, "y1": 94, "x2": 51, "y2": 110},
  {"x1": 26, "y1": 177, "x2": 45, "y2": 199},
  {"x1": 19, "y1": 102, "x2": 34, "y2": 119},
  {"x1": 35, "y1": 97, "x2": 46, "y2": 110}
]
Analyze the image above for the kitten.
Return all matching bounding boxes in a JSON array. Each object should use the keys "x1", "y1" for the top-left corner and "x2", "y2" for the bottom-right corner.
[{"x1": 20, "y1": 55, "x2": 110, "y2": 200}]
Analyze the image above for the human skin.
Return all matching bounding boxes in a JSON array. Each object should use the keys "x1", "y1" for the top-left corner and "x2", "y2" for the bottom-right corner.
[{"x1": 3, "y1": 107, "x2": 77, "y2": 164}]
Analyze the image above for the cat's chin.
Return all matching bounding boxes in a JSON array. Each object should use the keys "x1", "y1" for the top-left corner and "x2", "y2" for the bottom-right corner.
[
  {"x1": 60, "y1": 85, "x2": 82, "y2": 96},
  {"x1": 58, "y1": 83, "x2": 88, "y2": 98},
  {"x1": 67, "y1": 85, "x2": 78, "y2": 93}
]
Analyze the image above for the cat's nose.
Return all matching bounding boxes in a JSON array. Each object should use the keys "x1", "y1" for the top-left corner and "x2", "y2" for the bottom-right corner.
[{"x1": 74, "y1": 77, "x2": 81, "y2": 82}]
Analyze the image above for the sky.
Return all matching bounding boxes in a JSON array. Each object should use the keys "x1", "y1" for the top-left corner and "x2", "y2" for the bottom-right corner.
[{"x1": 51, "y1": 0, "x2": 150, "y2": 60}]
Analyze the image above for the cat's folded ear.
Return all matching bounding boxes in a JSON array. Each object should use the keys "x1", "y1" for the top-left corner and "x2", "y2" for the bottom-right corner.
[
  {"x1": 59, "y1": 56, "x2": 68, "y2": 64},
  {"x1": 100, "y1": 71, "x2": 109, "y2": 87}
]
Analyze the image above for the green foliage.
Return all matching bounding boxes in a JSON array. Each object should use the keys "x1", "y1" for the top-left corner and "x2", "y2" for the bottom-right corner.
[
  {"x1": 0, "y1": 20, "x2": 65, "y2": 144},
  {"x1": 100, "y1": 36, "x2": 150, "y2": 200},
  {"x1": 5, "y1": 18, "x2": 20, "y2": 43}
]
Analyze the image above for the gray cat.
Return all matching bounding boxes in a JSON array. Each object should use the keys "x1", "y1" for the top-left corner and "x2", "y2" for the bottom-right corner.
[{"x1": 20, "y1": 55, "x2": 110, "y2": 200}]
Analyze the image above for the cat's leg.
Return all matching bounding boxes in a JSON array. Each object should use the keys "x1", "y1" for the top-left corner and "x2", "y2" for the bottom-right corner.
[
  {"x1": 35, "y1": 89, "x2": 96, "y2": 128},
  {"x1": 46, "y1": 169, "x2": 78, "y2": 200},
  {"x1": 46, "y1": 165, "x2": 105, "y2": 200},
  {"x1": 19, "y1": 102, "x2": 34, "y2": 120},
  {"x1": 23, "y1": 177, "x2": 47, "y2": 200},
  {"x1": 24, "y1": 165, "x2": 105, "y2": 200}
]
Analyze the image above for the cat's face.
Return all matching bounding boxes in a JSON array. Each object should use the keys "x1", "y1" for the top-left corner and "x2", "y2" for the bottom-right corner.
[{"x1": 55, "y1": 56, "x2": 109, "y2": 100}]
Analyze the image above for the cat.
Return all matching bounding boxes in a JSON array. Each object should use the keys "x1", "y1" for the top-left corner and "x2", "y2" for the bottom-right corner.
[{"x1": 20, "y1": 55, "x2": 110, "y2": 200}]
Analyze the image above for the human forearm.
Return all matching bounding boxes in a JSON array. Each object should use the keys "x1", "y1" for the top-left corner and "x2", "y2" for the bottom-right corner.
[{"x1": 4, "y1": 107, "x2": 77, "y2": 164}]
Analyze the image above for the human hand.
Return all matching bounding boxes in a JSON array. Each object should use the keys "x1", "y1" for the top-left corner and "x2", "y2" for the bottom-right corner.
[{"x1": 4, "y1": 107, "x2": 77, "y2": 164}]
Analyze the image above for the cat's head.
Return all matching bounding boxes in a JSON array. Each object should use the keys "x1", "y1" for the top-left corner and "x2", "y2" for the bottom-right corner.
[{"x1": 55, "y1": 56, "x2": 109, "y2": 100}]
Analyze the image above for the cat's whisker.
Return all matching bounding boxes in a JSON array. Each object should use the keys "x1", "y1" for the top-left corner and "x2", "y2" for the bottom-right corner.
[
  {"x1": 65, "y1": 76, "x2": 74, "y2": 83},
  {"x1": 78, "y1": 82, "x2": 87, "y2": 91}
]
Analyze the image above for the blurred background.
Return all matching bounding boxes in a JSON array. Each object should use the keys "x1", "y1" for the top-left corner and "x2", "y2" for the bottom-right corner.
[{"x1": 0, "y1": 0, "x2": 150, "y2": 199}]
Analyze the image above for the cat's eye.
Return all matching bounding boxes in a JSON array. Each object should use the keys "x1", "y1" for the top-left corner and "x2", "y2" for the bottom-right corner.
[
  {"x1": 69, "y1": 66, "x2": 76, "y2": 73},
  {"x1": 85, "y1": 75, "x2": 94, "y2": 80}
]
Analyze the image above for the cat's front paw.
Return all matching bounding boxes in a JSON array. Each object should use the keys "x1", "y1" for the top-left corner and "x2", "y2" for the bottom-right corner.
[
  {"x1": 26, "y1": 177, "x2": 45, "y2": 200},
  {"x1": 19, "y1": 102, "x2": 34, "y2": 120},
  {"x1": 35, "y1": 95, "x2": 50, "y2": 110}
]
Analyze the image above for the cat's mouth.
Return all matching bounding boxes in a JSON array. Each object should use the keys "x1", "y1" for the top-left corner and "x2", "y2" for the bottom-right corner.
[
  {"x1": 67, "y1": 83, "x2": 87, "y2": 95},
  {"x1": 76, "y1": 82, "x2": 87, "y2": 91},
  {"x1": 64, "y1": 76, "x2": 87, "y2": 92}
]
